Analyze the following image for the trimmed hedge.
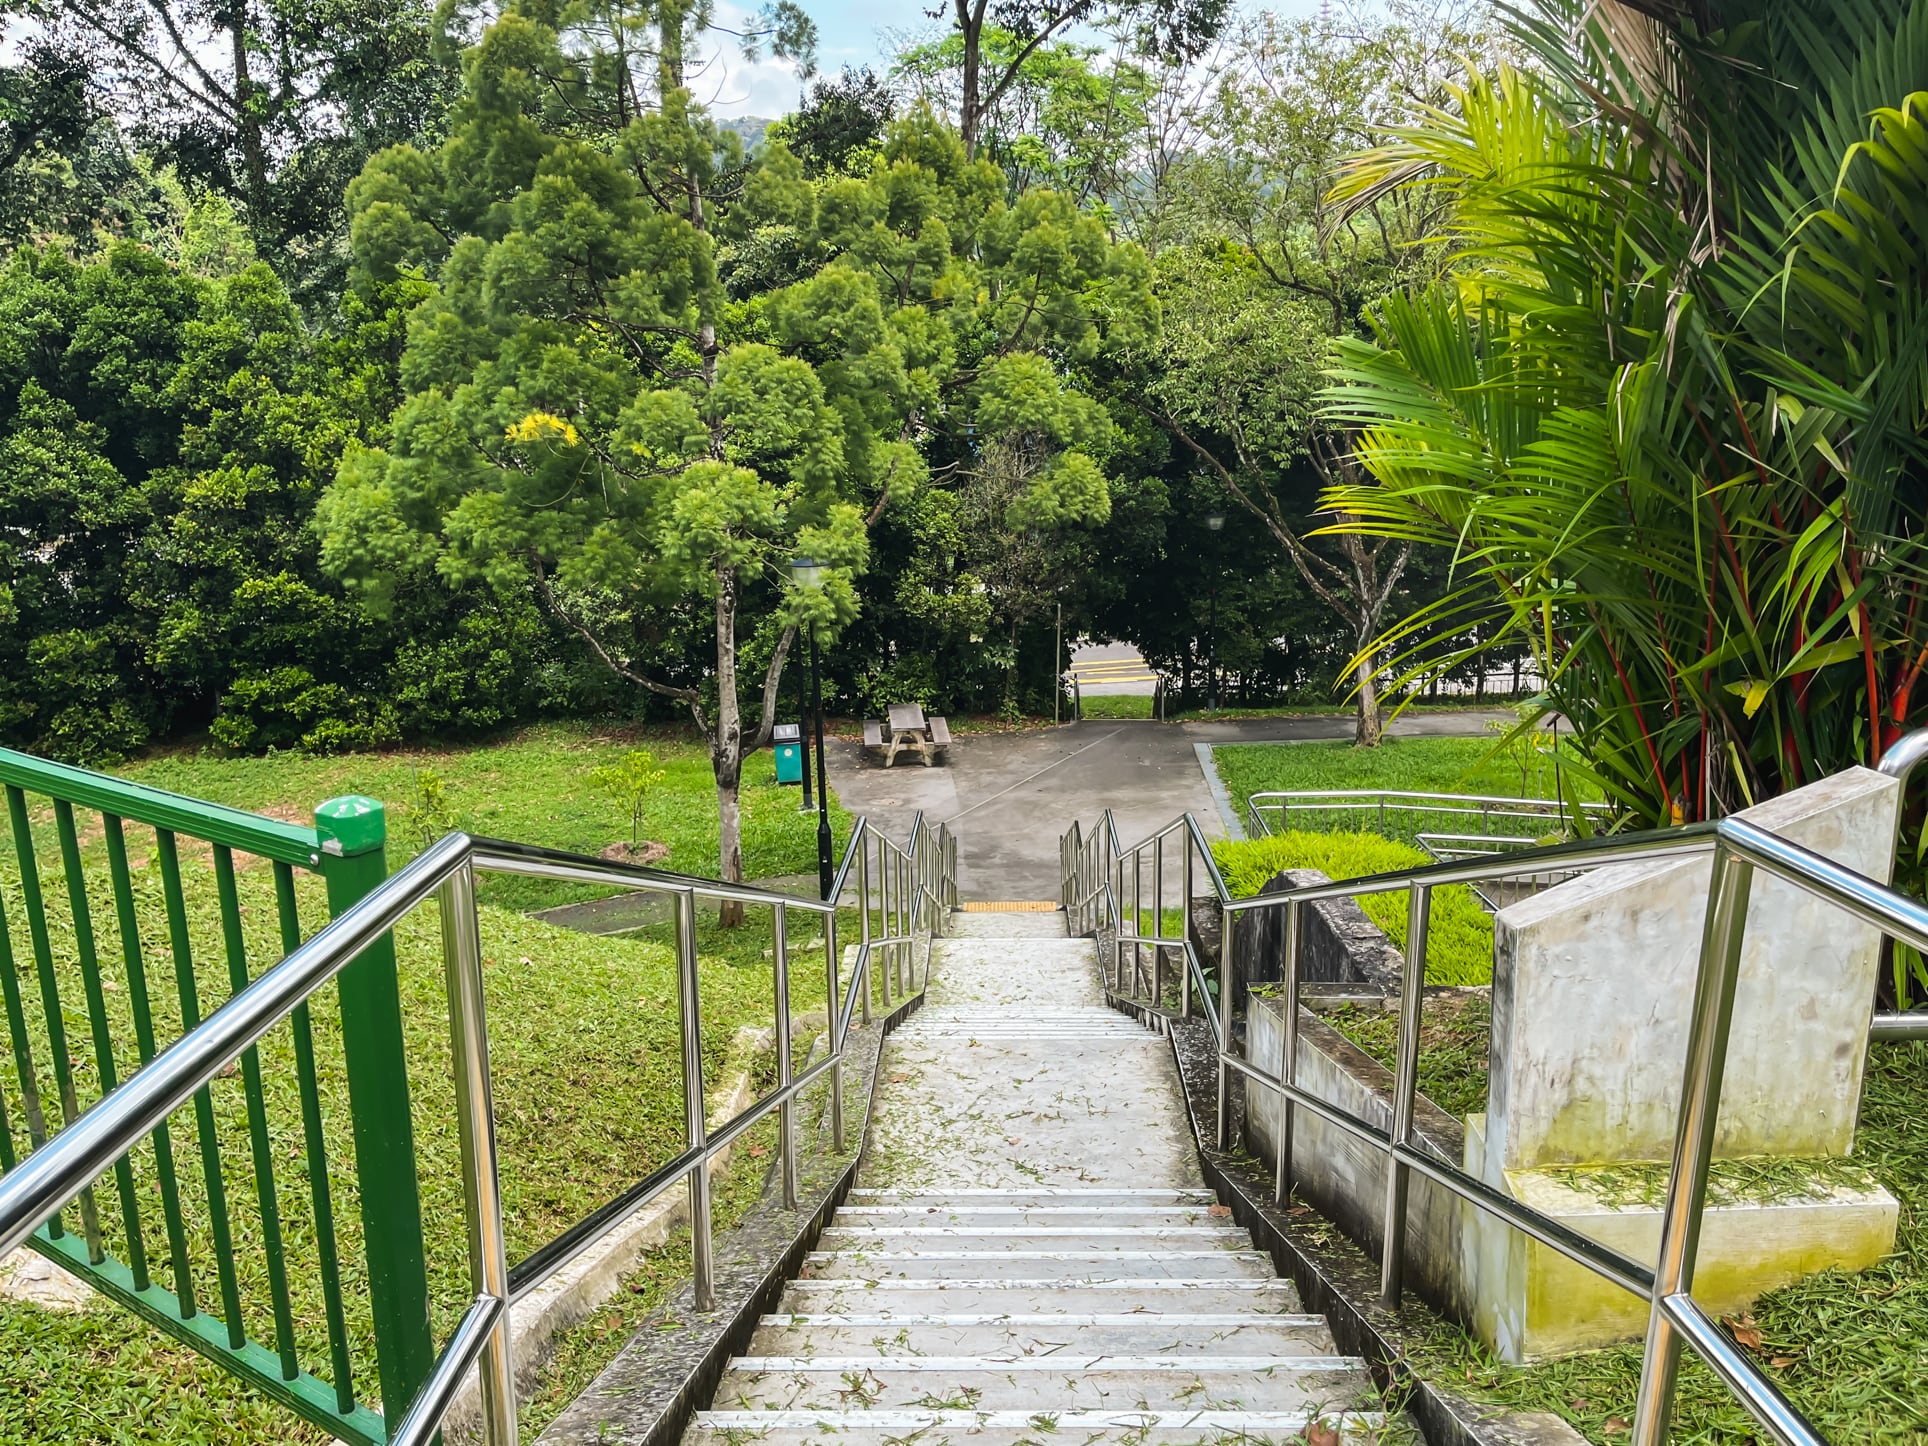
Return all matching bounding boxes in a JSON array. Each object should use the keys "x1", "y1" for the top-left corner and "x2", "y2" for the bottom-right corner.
[{"x1": 1211, "y1": 830, "x2": 1496, "y2": 985}]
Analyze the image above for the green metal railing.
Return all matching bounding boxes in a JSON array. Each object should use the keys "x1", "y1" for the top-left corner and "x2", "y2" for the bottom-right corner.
[
  {"x1": 0, "y1": 748, "x2": 427, "y2": 1444},
  {"x1": 0, "y1": 746, "x2": 960, "y2": 1443}
]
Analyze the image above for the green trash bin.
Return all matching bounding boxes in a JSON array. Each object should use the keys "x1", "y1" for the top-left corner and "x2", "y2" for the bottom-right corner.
[{"x1": 772, "y1": 722, "x2": 804, "y2": 784}]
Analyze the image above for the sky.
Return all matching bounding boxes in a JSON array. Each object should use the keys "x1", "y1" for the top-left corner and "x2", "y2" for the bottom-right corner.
[{"x1": 700, "y1": 0, "x2": 1343, "y2": 117}]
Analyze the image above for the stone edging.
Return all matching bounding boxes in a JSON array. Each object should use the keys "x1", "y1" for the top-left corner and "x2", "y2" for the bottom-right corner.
[
  {"x1": 531, "y1": 989, "x2": 925, "y2": 1446},
  {"x1": 1145, "y1": 1004, "x2": 1587, "y2": 1446}
]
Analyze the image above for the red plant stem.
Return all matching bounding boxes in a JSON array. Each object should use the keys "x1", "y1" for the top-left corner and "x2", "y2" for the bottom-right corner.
[{"x1": 1590, "y1": 606, "x2": 1671, "y2": 813}]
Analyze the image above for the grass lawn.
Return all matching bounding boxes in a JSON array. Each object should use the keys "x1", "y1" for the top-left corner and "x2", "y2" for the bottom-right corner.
[
  {"x1": 0, "y1": 721, "x2": 866, "y2": 1441},
  {"x1": 115, "y1": 720, "x2": 851, "y2": 913},
  {"x1": 1077, "y1": 694, "x2": 1156, "y2": 720},
  {"x1": 1213, "y1": 832, "x2": 1496, "y2": 986},
  {"x1": 1406, "y1": 1040, "x2": 1928, "y2": 1444},
  {"x1": 1212, "y1": 732, "x2": 1597, "y2": 821}
]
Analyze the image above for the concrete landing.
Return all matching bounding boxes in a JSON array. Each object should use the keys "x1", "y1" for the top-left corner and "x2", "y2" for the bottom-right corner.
[{"x1": 684, "y1": 910, "x2": 1389, "y2": 1444}]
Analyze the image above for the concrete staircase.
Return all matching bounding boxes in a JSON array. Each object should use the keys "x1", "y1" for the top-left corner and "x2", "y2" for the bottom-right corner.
[{"x1": 683, "y1": 911, "x2": 1388, "y2": 1445}]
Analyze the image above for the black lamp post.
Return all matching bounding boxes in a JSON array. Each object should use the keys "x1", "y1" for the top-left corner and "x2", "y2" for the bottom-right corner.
[
  {"x1": 1204, "y1": 511, "x2": 1225, "y2": 712},
  {"x1": 789, "y1": 557, "x2": 835, "y2": 900}
]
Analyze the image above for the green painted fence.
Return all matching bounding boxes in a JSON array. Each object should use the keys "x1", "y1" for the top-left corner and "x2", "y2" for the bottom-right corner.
[{"x1": 0, "y1": 748, "x2": 432, "y2": 1444}]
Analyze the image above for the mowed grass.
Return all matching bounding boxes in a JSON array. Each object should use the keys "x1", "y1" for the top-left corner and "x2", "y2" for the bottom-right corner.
[
  {"x1": 0, "y1": 724, "x2": 862, "y2": 1441},
  {"x1": 115, "y1": 719, "x2": 851, "y2": 912},
  {"x1": 1213, "y1": 831, "x2": 1496, "y2": 985},
  {"x1": 1408, "y1": 1041, "x2": 1928, "y2": 1444},
  {"x1": 1211, "y1": 731, "x2": 1597, "y2": 819}
]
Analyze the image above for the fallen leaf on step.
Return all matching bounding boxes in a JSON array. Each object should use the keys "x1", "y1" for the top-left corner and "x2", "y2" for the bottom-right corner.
[
  {"x1": 1603, "y1": 1418, "x2": 1630, "y2": 1436},
  {"x1": 1208, "y1": 1204, "x2": 1232, "y2": 1218},
  {"x1": 747, "y1": 1144, "x2": 768, "y2": 1158},
  {"x1": 1303, "y1": 1419, "x2": 1340, "y2": 1446}
]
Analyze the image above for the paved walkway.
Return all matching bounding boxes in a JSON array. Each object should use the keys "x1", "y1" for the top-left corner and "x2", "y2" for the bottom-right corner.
[
  {"x1": 683, "y1": 911, "x2": 1384, "y2": 1444},
  {"x1": 829, "y1": 712, "x2": 1517, "y2": 901}
]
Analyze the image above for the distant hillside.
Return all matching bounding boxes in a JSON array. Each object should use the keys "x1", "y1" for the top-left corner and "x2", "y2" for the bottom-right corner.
[{"x1": 718, "y1": 116, "x2": 773, "y2": 152}]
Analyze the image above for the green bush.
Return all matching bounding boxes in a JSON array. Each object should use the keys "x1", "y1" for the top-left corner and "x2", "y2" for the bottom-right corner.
[{"x1": 1212, "y1": 830, "x2": 1496, "y2": 985}]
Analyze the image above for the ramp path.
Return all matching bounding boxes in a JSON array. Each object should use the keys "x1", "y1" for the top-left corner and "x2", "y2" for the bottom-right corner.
[{"x1": 684, "y1": 912, "x2": 1386, "y2": 1446}]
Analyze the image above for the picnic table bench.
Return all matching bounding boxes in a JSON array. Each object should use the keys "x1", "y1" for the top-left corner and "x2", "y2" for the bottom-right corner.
[{"x1": 863, "y1": 702, "x2": 952, "y2": 767}]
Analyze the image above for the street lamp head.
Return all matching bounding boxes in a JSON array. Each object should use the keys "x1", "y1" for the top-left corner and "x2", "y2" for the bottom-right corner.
[
  {"x1": 789, "y1": 556, "x2": 826, "y2": 589},
  {"x1": 1205, "y1": 511, "x2": 1226, "y2": 532}
]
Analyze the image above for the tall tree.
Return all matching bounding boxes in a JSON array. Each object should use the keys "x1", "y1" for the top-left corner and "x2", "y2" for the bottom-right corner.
[
  {"x1": 320, "y1": 0, "x2": 1149, "y2": 901},
  {"x1": 6, "y1": 0, "x2": 457, "y2": 282},
  {"x1": 1124, "y1": 3, "x2": 1476, "y2": 741},
  {"x1": 928, "y1": 0, "x2": 1229, "y2": 156}
]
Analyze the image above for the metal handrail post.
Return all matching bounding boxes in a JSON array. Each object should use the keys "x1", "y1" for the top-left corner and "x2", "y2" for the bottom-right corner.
[
  {"x1": 825, "y1": 883, "x2": 844, "y2": 1153},
  {"x1": 1274, "y1": 898, "x2": 1302, "y2": 1207},
  {"x1": 773, "y1": 902, "x2": 797, "y2": 1210},
  {"x1": 438, "y1": 861, "x2": 517, "y2": 1446},
  {"x1": 858, "y1": 840, "x2": 873, "y2": 1024},
  {"x1": 1631, "y1": 845, "x2": 1755, "y2": 1446},
  {"x1": 1153, "y1": 835, "x2": 1165, "y2": 1005},
  {"x1": 675, "y1": 887, "x2": 715, "y2": 1311},
  {"x1": 1381, "y1": 883, "x2": 1432, "y2": 1304},
  {"x1": 1217, "y1": 907, "x2": 1237, "y2": 1151},
  {"x1": 1180, "y1": 841, "x2": 1194, "y2": 1018}
]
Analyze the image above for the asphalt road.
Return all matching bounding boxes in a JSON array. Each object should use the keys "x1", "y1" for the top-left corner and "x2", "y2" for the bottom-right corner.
[{"x1": 827, "y1": 712, "x2": 1518, "y2": 902}]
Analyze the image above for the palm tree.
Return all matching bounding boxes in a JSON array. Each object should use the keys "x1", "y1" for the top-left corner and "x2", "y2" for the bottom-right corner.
[{"x1": 1319, "y1": 1, "x2": 1928, "y2": 847}]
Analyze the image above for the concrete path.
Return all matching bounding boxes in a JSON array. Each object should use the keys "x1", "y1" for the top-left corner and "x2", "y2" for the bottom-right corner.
[
  {"x1": 683, "y1": 912, "x2": 1385, "y2": 1445},
  {"x1": 829, "y1": 712, "x2": 1518, "y2": 902}
]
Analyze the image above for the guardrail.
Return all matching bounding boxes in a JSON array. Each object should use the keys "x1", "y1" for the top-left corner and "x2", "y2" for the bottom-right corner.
[
  {"x1": 0, "y1": 749, "x2": 954, "y2": 1446},
  {"x1": 1063, "y1": 744, "x2": 1928, "y2": 1446},
  {"x1": 1247, "y1": 787, "x2": 1615, "y2": 845}
]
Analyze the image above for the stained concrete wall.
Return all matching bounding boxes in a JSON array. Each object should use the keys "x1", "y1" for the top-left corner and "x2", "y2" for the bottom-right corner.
[
  {"x1": 1487, "y1": 767, "x2": 1900, "y2": 1171},
  {"x1": 1244, "y1": 998, "x2": 1473, "y2": 1322}
]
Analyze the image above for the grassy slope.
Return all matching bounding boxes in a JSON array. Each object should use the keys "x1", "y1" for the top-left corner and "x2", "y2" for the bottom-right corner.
[
  {"x1": 1408, "y1": 1041, "x2": 1928, "y2": 1444},
  {"x1": 0, "y1": 723, "x2": 850, "y2": 1441},
  {"x1": 1212, "y1": 831, "x2": 1496, "y2": 986},
  {"x1": 1212, "y1": 733, "x2": 1594, "y2": 816},
  {"x1": 115, "y1": 720, "x2": 852, "y2": 912}
]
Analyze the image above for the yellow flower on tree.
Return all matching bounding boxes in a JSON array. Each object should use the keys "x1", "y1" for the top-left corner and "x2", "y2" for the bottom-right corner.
[{"x1": 505, "y1": 411, "x2": 581, "y2": 446}]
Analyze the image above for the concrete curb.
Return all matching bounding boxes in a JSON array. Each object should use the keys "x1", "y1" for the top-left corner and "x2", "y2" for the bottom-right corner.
[{"x1": 1194, "y1": 742, "x2": 1246, "y2": 839}]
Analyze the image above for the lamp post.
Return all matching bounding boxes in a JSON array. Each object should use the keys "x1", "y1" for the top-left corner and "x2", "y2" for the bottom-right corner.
[
  {"x1": 1204, "y1": 511, "x2": 1225, "y2": 713},
  {"x1": 789, "y1": 557, "x2": 835, "y2": 900}
]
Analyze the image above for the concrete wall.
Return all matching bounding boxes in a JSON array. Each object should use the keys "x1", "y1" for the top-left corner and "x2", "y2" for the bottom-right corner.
[
  {"x1": 1488, "y1": 767, "x2": 1900, "y2": 1171},
  {"x1": 1244, "y1": 997, "x2": 1473, "y2": 1322}
]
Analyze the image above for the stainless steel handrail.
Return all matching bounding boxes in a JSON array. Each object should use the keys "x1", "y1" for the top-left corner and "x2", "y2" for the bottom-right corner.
[
  {"x1": 1059, "y1": 746, "x2": 1928, "y2": 1446},
  {"x1": 0, "y1": 811, "x2": 958, "y2": 1446}
]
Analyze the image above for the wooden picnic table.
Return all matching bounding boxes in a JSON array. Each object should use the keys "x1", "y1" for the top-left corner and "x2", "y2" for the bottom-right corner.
[{"x1": 863, "y1": 702, "x2": 952, "y2": 767}]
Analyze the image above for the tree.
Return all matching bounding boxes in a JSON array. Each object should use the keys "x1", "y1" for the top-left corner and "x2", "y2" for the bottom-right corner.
[
  {"x1": 772, "y1": 66, "x2": 894, "y2": 177},
  {"x1": 7, "y1": 0, "x2": 458, "y2": 283},
  {"x1": 320, "y1": 0, "x2": 1149, "y2": 905},
  {"x1": 1120, "y1": 4, "x2": 1478, "y2": 742},
  {"x1": 1321, "y1": 0, "x2": 1928, "y2": 830},
  {"x1": 927, "y1": 0, "x2": 1229, "y2": 156},
  {"x1": 593, "y1": 749, "x2": 668, "y2": 847}
]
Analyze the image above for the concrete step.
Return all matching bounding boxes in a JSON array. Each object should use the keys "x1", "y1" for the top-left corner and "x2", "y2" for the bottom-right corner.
[
  {"x1": 799, "y1": 1251, "x2": 1277, "y2": 1281},
  {"x1": 688, "y1": 1409, "x2": 1387, "y2": 1444},
  {"x1": 707, "y1": 1356, "x2": 1376, "y2": 1411},
  {"x1": 817, "y1": 1227, "x2": 1253, "y2": 1252},
  {"x1": 847, "y1": 1189, "x2": 1217, "y2": 1206},
  {"x1": 777, "y1": 1280, "x2": 1306, "y2": 1316},
  {"x1": 944, "y1": 913, "x2": 1069, "y2": 938},
  {"x1": 746, "y1": 1314, "x2": 1338, "y2": 1357},
  {"x1": 836, "y1": 1206, "x2": 1232, "y2": 1227}
]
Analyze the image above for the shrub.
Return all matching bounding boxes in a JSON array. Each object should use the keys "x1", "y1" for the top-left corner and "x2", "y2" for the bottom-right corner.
[{"x1": 1212, "y1": 830, "x2": 1496, "y2": 985}]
